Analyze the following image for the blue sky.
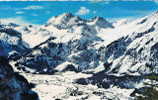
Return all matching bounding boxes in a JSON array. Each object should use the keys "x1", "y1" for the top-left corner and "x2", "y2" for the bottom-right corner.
[{"x1": 0, "y1": 1, "x2": 158, "y2": 25}]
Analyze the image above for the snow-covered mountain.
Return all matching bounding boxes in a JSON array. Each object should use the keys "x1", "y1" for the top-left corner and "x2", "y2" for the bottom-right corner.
[
  {"x1": 0, "y1": 23, "x2": 29, "y2": 58},
  {"x1": 47, "y1": 13, "x2": 114, "y2": 30},
  {"x1": 13, "y1": 12, "x2": 158, "y2": 75},
  {"x1": 1, "y1": 12, "x2": 158, "y2": 100},
  {"x1": 99, "y1": 11, "x2": 158, "y2": 75},
  {"x1": 74, "y1": 12, "x2": 158, "y2": 100},
  {"x1": 13, "y1": 13, "x2": 115, "y2": 73}
]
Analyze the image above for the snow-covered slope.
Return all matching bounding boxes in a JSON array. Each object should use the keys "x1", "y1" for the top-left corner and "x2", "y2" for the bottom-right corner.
[
  {"x1": 0, "y1": 23, "x2": 29, "y2": 58},
  {"x1": 100, "y1": 11, "x2": 158, "y2": 75}
]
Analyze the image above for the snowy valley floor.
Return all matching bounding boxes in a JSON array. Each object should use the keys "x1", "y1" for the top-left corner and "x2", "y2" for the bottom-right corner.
[{"x1": 20, "y1": 72, "x2": 134, "y2": 100}]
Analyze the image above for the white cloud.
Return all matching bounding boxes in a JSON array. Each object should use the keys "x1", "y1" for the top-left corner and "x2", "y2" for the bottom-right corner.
[
  {"x1": 16, "y1": 11, "x2": 24, "y2": 14},
  {"x1": 155, "y1": 1, "x2": 158, "y2": 4},
  {"x1": 93, "y1": 11, "x2": 97, "y2": 14},
  {"x1": 76, "y1": 7, "x2": 90, "y2": 15},
  {"x1": 23, "y1": 5, "x2": 43, "y2": 10},
  {"x1": 46, "y1": 11, "x2": 51, "y2": 14},
  {"x1": 0, "y1": 17, "x2": 32, "y2": 25}
]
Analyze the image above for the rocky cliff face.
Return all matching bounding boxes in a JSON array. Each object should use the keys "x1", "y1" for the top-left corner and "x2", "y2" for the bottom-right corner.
[
  {"x1": 0, "y1": 24, "x2": 38, "y2": 100},
  {"x1": 0, "y1": 57, "x2": 38, "y2": 100}
]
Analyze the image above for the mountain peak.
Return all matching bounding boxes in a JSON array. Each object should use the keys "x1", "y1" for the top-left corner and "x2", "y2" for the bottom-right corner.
[
  {"x1": 152, "y1": 11, "x2": 158, "y2": 17},
  {"x1": 46, "y1": 13, "x2": 84, "y2": 29},
  {"x1": 61, "y1": 13, "x2": 74, "y2": 18},
  {"x1": 92, "y1": 16, "x2": 106, "y2": 22},
  {"x1": 154, "y1": 10, "x2": 158, "y2": 14},
  {"x1": 90, "y1": 16, "x2": 114, "y2": 28}
]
